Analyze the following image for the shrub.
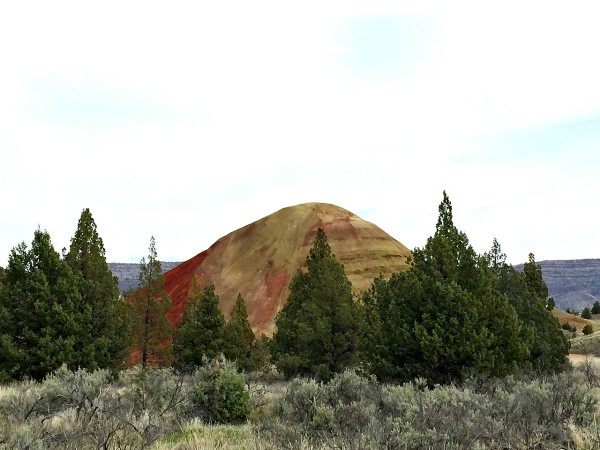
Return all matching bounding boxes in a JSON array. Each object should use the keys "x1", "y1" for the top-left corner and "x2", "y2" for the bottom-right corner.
[
  {"x1": 191, "y1": 356, "x2": 251, "y2": 424},
  {"x1": 261, "y1": 370, "x2": 599, "y2": 450},
  {"x1": 583, "y1": 324, "x2": 594, "y2": 335},
  {"x1": 0, "y1": 365, "x2": 192, "y2": 449}
]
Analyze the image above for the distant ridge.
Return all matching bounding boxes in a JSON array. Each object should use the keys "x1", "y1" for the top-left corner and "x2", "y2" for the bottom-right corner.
[
  {"x1": 515, "y1": 259, "x2": 600, "y2": 312},
  {"x1": 107, "y1": 207, "x2": 600, "y2": 332},
  {"x1": 160, "y1": 202, "x2": 411, "y2": 336},
  {"x1": 108, "y1": 262, "x2": 181, "y2": 293}
]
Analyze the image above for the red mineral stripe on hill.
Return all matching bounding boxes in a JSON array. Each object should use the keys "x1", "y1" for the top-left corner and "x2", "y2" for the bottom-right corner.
[{"x1": 163, "y1": 202, "x2": 411, "y2": 336}]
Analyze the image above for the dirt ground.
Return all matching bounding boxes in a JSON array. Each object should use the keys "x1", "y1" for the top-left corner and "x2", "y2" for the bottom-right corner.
[{"x1": 569, "y1": 353, "x2": 600, "y2": 366}]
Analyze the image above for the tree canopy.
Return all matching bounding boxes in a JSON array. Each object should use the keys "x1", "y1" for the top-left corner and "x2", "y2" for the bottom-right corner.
[
  {"x1": 358, "y1": 192, "x2": 565, "y2": 384},
  {"x1": 272, "y1": 228, "x2": 359, "y2": 380},
  {"x1": 128, "y1": 236, "x2": 173, "y2": 368},
  {"x1": 173, "y1": 282, "x2": 225, "y2": 371},
  {"x1": 224, "y1": 293, "x2": 258, "y2": 372},
  {"x1": 64, "y1": 208, "x2": 131, "y2": 373},
  {"x1": 498, "y1": 253, "x2": 569, "y2": 373},
  {"x1": 0, "y1": 230, "x2": 89, "y2": 380}
]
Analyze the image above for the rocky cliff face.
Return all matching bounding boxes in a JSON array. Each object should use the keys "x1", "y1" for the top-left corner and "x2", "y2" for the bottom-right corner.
[
  {"x1": 108, "y1": 262, "x2": 181, "y2": 293},
  {"x1": 519, "y1": 259, "x2": 600, "y2": 312},
  {"x1": 159, "y1": 202, "x2": 411, "y2": 336}
]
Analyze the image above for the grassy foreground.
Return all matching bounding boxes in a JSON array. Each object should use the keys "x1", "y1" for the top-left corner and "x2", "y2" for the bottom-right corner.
[
  {"x1": 152, "y1": 423, "x2": 265, "y2": 450},
  {"x1": 4, "y1": 363, "x2": 600, "y2": 449}
]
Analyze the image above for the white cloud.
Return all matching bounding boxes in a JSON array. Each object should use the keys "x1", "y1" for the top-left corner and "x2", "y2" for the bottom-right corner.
[{"x1": 1, "y1": 2, "x2": 599, "y2": 266}]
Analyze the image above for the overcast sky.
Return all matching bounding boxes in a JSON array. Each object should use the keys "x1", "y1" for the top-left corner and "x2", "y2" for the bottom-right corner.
[{"x1": 1, "y1": 2, "x2": 599, "y2": 266}]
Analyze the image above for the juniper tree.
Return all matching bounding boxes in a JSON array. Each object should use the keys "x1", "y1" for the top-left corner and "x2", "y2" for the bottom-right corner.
[
  {"x1": 173, "y1": 282, "x2": 225, "y2": 371},
  {"x1": 129, "y1": 236, "x2": 173, "y2": 368},
  {"x1": 0, "y1": 267, "x2": 16, "y2": 382},
  {"x1": 224, "y1": 293, "x2": 257, "y2": 372},
  {"x1": 65, "y1": 208, "x2": 131, "y2": 372},
  {"x1": 496, "y1": 254, "x2": 569, "y2": 373},
  {"x1": 0, "y1": 230, "x2": 89, "y2": 380},
  {"x1": 360, "y1": 193, "x2": 530, "y2": 383},
  {"x1": 272, "y1": 228, "x2": 359, "y2": 380}
]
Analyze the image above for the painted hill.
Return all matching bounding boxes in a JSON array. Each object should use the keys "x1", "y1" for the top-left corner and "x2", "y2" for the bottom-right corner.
[{"x1": 162, "y1": 202, "x2": 411, "y2": 336}]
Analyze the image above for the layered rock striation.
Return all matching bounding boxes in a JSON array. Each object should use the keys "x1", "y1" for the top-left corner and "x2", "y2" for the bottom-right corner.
[{"x1": 162, "y1": 203, "x2": 411, "y2": 336}]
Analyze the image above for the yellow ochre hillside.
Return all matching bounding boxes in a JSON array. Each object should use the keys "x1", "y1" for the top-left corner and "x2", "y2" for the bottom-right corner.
[{"x1": 164, "y1": 202, "x2": 411, "y2": 336}]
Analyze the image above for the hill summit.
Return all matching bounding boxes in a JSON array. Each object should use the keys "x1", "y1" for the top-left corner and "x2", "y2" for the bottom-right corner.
[{"x1": 163, "y1": 202, "x2": 411, "y2": 335}]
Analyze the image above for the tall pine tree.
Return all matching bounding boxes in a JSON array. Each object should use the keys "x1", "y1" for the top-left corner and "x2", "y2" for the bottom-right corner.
[
  {"x1": 272, "y1": 228, "x2": 359, "y2": 380},
  {"x1": 173, "y1": 282, "x2": 225, "y2": 371},
  {"x1": 128, "y1": 236, "x2": 173, "y2": 368},
  {"x1": 65, "y1": 208, "x2": 131, "y2": 372}
]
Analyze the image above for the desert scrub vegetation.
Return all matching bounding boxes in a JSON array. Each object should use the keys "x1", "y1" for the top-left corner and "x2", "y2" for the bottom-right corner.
[
  {"x1": 4, "y1": 362, "x2": 600, "y2": 449},
  {"x1": 257, "y1": 368, "x2": 600, "y2": 450},
  {"x1": 0, "y1": 358, "x2": 254, "y2": 449}
]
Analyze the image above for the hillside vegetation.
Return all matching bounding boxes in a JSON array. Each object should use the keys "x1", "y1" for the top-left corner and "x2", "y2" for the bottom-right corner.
[
  {"x1": 0, "y1": 193, "x2": 588, "y2": 448},
  {"x1": 1, "y1": 364, "x2": 600, "y2": 449}
]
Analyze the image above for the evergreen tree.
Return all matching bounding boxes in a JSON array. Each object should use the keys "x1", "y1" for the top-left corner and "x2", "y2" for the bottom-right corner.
[
  {"x1": 0, "y1": 230, "x2": 89, "y2": 380},
  {"x1": 498, "y1": 254, "x2": 569, "y2": 373},
  {"x1": 129, "y1": 236, "x2": 173, "y2": 368},
  {"x1": 65, "y1": 208, "x2": 131, "y2": 372},
  {"x1": 592, "y1": 301, "x2": 600, "y2": 315},
  {"x1": 253, "y1": 334, "x2": 272, "y2": 371},
  {"x1": 360, "y1": 193, "x2": 529, "y2": 383},
  {"x1": 582, "y1": 306, "x2": 592, "y2": 319},
  {"x1": 0, "y1": 266, "x2": 4, "y2": 296},
  {"x1": 223, "y1": 293, "x2": 257, "y2": 372},
  {"x1": 0, "y1": 264, "x2": 17, "y2": 382},
  {"x1": 173, "y1": 282, "x2": 225, "y2": 371},
  {"x1": 523, "y1": 253, "x2": 549, "y2": 304},
  {"x1": 272, "y1": 228, "x2": 359, "y2": 380},
  {"x1": 487, "y1": 238, "x2": 507, "y2": 274}
]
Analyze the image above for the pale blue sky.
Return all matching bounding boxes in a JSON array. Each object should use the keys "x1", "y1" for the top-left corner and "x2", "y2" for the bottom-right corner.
[{"x1": 1, "y1": 2, "x2": 599, "y2": 266}]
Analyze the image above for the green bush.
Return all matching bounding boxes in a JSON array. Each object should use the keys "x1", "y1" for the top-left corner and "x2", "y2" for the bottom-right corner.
[
  {"x1": 583, "y1": 324, "x2": 594, "y2": 335},
  {"x1": 191, "y1": 356, "x2": 251, "y2": 424}
]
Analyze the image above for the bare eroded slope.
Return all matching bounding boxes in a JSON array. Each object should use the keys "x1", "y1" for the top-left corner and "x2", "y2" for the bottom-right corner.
[{"x1": 163, "y1": 203, "x2": 411, "y2": 336}]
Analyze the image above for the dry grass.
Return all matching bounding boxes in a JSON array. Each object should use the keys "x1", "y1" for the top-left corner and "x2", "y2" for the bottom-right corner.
[
  {"x1": 570, "y1": 354, "x2": 600, "y2": 366},
  {"x1": 0, "y1": 384, "x2": 15, "y2": 400},
  {"x1": 570, "y1": 331, "x2": 600, "y2": 354},
  {"x1": 151, "y1": 420, "x2": 326, "y2": 450},
  {"x1": 151, "y1": 422, "x2": 252, "y2": 450},
  {"x1": 553, "y1": 308, "x2": 593, "y2": 329}
]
